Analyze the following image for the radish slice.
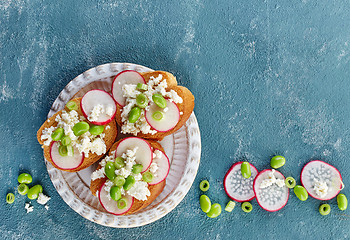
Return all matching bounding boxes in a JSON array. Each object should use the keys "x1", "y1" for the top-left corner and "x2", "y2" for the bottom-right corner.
[
  {"x1": 301, "y1": 160, "x2": 342, "y2": 200},
  {"x1": 50, "y1": 141, "x2": 84, "y2": 170},
  {"x1": 111, "y1": 70, "x2": 145, "y2": 107},
  {"x1": 98, "y1": 181, "x2": 134, "y2": 215},
  {"x1": 223, "y1": 162, "x2": 258, "y2": 202},
  {"x1": 253, "y1": 169, "x2": 289, "y2": 212},
  {"x1": 149, "y1": 149, "x2": 170, "y2": 185},
  {"x1": 145, "y1": 100, "x2": 180, "y2": 132},
  {"x1": 81, "y1": 89, "x2": 116, "y2": 125},
  {"x1": 115, "y1": 137, "x2": 153, "y2": 173}
]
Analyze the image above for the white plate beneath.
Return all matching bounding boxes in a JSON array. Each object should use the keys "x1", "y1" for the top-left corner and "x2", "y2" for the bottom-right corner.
[{"x1": 44, "y1": 63, "x2": 201, "y2": 228}]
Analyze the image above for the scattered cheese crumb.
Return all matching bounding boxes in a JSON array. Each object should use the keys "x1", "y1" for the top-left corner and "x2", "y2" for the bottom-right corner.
[
  {"x1": 25, "y1": 203, "x2": 34, "y2": 213},
  {"x1": 37, "y1": 193, "x2": 51, "y2": 205},
  {"x1": 45, "y1": 205, "x2": 49, "y2": 210}
]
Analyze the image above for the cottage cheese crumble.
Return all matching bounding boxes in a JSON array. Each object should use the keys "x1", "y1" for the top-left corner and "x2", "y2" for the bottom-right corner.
[
  {"x1": 120, "y1": 74, "x2": 183, "y2": 135},
  {"x1": 260, "y1": 170, "x2": 285, "y2": 189}
]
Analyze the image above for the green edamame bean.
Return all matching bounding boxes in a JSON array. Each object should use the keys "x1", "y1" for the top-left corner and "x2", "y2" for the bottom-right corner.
[
  {"x1": 294, "y1": 185, "x2": 308, "y2": 201},
  {"x1": 113, "y1": 175, "x2": 126, "y2": 187},
  {"x1": 117, "y1": 197, "x2": 127, "y2": 209},
  {"x1": 199, "y1": 180, "x2": 210, "y2": 192},
  {"x1": 136, "y1": 94, "x2": 149, "y2": 109},
  {"x1": 129, "y1": 107, "x2": 141, "y2": 123},
  {"x1": 18, "y1": 173, "x2": 32, "y2": 184},
  {"x1": 104, "y1": 162, "x2": 116, "y2": 180},
  {"x1": 199, "y1": 195, "x2": 211, "y2": 213},
  {"x1": 114, "y1": 157, "x2": 126, "y2": 169},
  {"x1": 51, "y1": 128, "x2": 64, "y2": 141},
  {"x1": 6, "y1": 193, "x2": 15, "y2": 204},
  {"x1": 241, "y1": 162, "x2": 251, "y2": 179},
  {"x1": 270, "y1": 155, "x2": 286, "y2": 169},
  {"x1": 66, "y1": 100, "x2": 78, "y2": 110},
  {"x1": 337, "y1": 193, "x2": 348, "y2": 211},
  {"x1": 123, "y1": 175, "x2": 136, "y2": 191},
  {"x1": 152, "y1": 111, "x2": 164, "y2": 121},
  {"x1": 206, "y1": 203, "x2": 222, "y2": 218},
  {"x1": 58, "y1": 145, "x2": 68, "y2": 157},
  {"x1": 285, "y1": 177, "x2": 296, "y2": 188},
  {"x1": 66, "y1": 145, "x2": 74, "y2": 157},
  {"x1": 27, "y1": 185, "x2": 43, "y2": 200},
  {"x1": 61, "y1": 136, "x2": 71, "y2": 146},
  {"x1": 132, "y1": 164, "x2": 143, "y2": 174},
  {"x1": 72, "y1": 121, "x2": 90, "y2": 136},
  {"x1": 142, "y1": 172, "x2": 154, "y2": 183},
  {"x1": 152, "y1": 94, "x2": 167, "y2": 108},
  {"x1": 136, "y1": 83, "x2": 148, "y2": 91},
  {"x1": 110, "y1": 186, "x2": 122, "y2": 201},
  {"x1": 18, "y1": 183, "x2": 29, "y2": 196},
  {"x1": 89, "y1": 125, "x2": 105, "y2": 135},
  {"x1": 242, "y1": 202, "x2": 253, "y2": 213},
  {"x1": 319, "y1": 204, "x2": 331, "y2": 216}
]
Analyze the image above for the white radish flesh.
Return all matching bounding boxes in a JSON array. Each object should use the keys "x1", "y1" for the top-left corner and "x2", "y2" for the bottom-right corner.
[
  {"x1": 145, "y1": 100, "x2": 180, "y2": 132},
  {"x1": 98, "y1": 181, "x2": 134, "y2": 215},
  {"x1": 111, "y1": 70, "x2": 145, "y2": 107},
  {"x1": 115, "y1": 137, "x2": 153, "y2": 173},
  {"x1": 253, "y1": 169, "x2": 289, "y2": 212},
  {"x1": 81, "y1": 89, "x2": 116, "y2": 125},
  {"x1": 149, "y1": 150, "x2": 170, "y2": 185},
  {"x1": 50, "y1": 141, "x2": 84, "y2": 170},
  {"x1": 224, "y1": 162, "x2": 258, "y2": 202},
  {"x1": 300, "y1": 160, "x2": 342, "y2": 200}
]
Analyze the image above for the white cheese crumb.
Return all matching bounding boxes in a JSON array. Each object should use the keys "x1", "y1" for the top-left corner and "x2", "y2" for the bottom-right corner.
[
  {"x1": 88, "y1": 104, "x2": 104, "y2": 122},
  {"x1": 313, "y1": 179, "x2": 328, "y2": 198},
  {"x1": 180, "y1": 112, "x2": 183, "y2": 115},
  {"x1": 105, "y1": 125, "x2": 111, "y2": 130},
  {"x1": 91, "y1": 167, "x2": 105, "y2": 181},
  {"x1": 163, "y1": 107, "x2": 168, "y2": 113},
  {"x1": 25, "y1": 203, "x2": 34, "y2": 213},
  {"x1": 260, "y1": 170, "x2": 285, "y2": 189},
  {"x1": 41, "y1": 126, "x2": 56, "y2": 146},
  {"x1": 37, "y1": 193, "x2": 51, "y2": 205},
  {"x1": 45, "y1": 205, "x2": 49, "y2": 210},
  {"x1": 149, "y1": 162, "x2": 158, "y2": 175},
  {"x1": 106, "y1": 104, "x2": 114, "y2": 116},
  {"x1": 127, "y1": 181, "x2": 150, "y2": 201}
]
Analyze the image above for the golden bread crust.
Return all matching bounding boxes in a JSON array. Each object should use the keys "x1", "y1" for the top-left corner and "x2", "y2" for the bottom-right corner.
[
  {"x1": 115, "y1": 71, "x2": 195, "y2": 140},
  {"x1": 37, "y1": 98, "x2": 118, "y2": 172},
  {"x1": 90, "y1": 138, "x2": 166, "y2": 215}
]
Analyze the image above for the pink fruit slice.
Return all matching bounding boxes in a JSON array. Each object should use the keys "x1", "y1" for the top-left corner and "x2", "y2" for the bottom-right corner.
[
  {"x1": 145, "y1": 100, "x2": 180, "y2": 132},
  {"x1": 98, "y1": 180, "x2": 134, "y2": 215},
  {"x1": 300, "y1": 160, "x2": 342, "y2": 200},
  {"x1": 115, "y1": 137, "x2": 153, "y2": 173},
  {"x1": 224, "y1": 162, "x2": 258, "y2": 202},
  {"x1": 149, "y1": 149, "x2": 170, "y2": 185},
  {"x1": 111, "y1": 70, "x2": 145, "y2": 107},
  {"x1": 50, "y1": 141, "x2": 84, "y2": 170},
  {"x1": 81, "y1": 89, "x2": 116, "y2": 125},
  {"x1": 253, "y1": 169, "x2": 289, "y2": 212}
]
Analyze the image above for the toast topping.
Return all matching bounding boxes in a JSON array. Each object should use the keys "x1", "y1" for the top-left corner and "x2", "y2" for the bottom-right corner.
[
  {"x1": 41, "y1": 109, "x2": 107, "y2": 157},
  {"x1": 91, "y1": 147, "x2": 163, "y2": 201},
  {"x1": 120, "y1": 74, "x2": 182, "y2": 135}
]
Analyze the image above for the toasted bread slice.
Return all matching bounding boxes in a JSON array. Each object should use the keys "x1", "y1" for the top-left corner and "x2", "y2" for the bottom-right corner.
[
  {"x1": 115, "y1": 71, "x2": 195, "y2": 141},
  {"x1": 90, "y1": 139, "x2": 166, "y2": 215},
  {"x1": 37, "y1": 98, "x2": 118, "y2": 172}
]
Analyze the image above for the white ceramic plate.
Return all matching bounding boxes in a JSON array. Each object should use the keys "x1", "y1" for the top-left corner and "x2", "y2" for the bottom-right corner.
[{"x1": 45, "y1": 63, "x2": 201, "y2": 228}]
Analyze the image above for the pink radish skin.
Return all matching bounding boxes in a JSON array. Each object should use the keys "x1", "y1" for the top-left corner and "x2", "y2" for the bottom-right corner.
[
  {"x1": 115, "y1": 137, "x2": 153, "y2": 173},
  {"x1": 145, "y1": 100, "x2": 180, "y2": 132},
  {"x1": 149, "y1": 149, "x2": 170, "y2": 185},
  {"x1": 98, "y1": 180, "x2": 134, "y2": 215},
  {"x1": 300, "y1": 160, "x2": 342, "y2": 201},
  {"x1": 223, "y1": 162, "x2": 259, "y2": 202},
  {"x1": 50, "y1": 141, "x2": 84, "y2": 170},
  {"x1": 253, "y1": 169, "x2": 289, "y2": 212},
  {"x1": 111, "y1": 70, "x2": 145, "y2": 107},
  {"x1": 81, "y1": 89, "x2": 117, "y2": 125}
]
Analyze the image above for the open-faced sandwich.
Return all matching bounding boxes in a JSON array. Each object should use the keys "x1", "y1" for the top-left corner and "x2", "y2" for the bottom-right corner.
[
  {"x1": 112, "y1": 70, "x2": 195, "y2": 140},
  {"x1": 90, "y1": 137, "x2": 170, "y2": 215},
  {"x1": 37, "y1": 91, "x2": 118, "y2": 172}
]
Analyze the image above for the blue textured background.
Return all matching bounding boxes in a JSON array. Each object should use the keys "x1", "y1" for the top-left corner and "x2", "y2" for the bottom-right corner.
[{"x1": 1, "y1": 0, "x2": 350, "y2": 239}]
